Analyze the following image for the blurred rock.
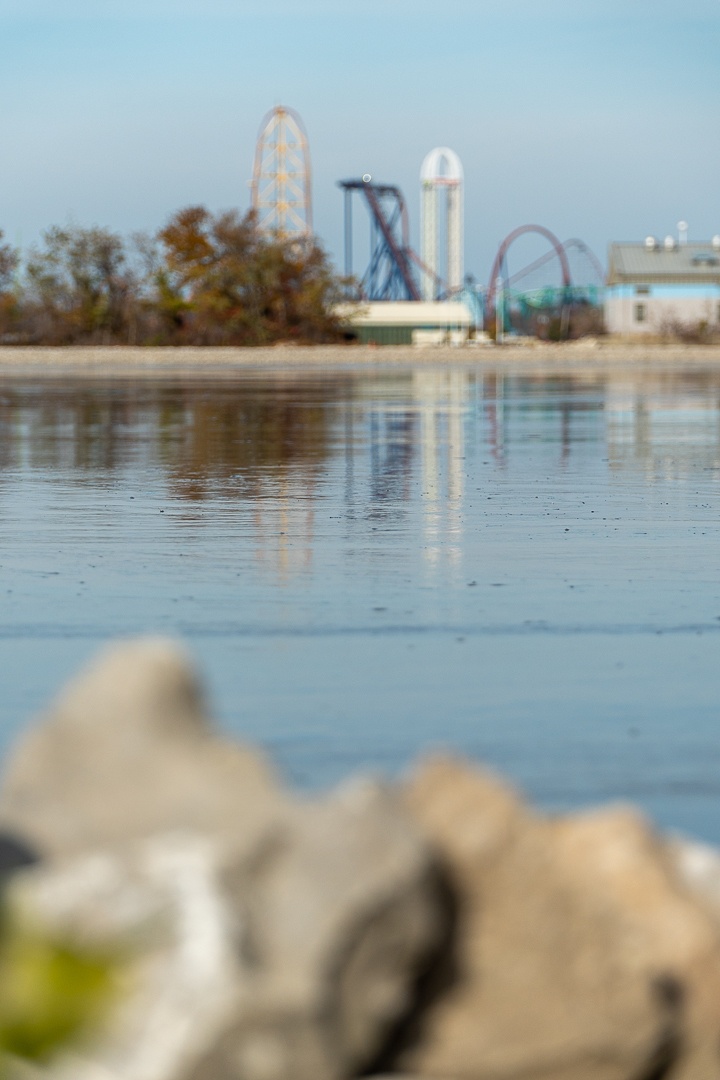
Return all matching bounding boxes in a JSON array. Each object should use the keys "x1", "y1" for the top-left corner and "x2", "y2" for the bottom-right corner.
[
  {"x1": 6, "y1": 832, "x2": 242, "y2": 1080},
  {"x1": 669, "y1": 834, "x2": 720, "y2": 920},
  {"x1": 5, "y1": 644, "x2": 720, "y2": 1080},
  {"x1": 0, "y1": 640, "x2": 445, "y2": 1080},
  {"x1": 202, "y1": 776, "x2": 444, "y2": 1080},
  {"x1": 0, "y1": 831, "x2": 40, "y2": 881},
  {"x1": 6, "y1": 782, "x2": 442, "y2": 1080},
  {"x1": 400, "y1": 756, "x2": 720, "y2": 1080},
  {"x1": 0, "y1": 638, "x2": 282, "y2": 860}
]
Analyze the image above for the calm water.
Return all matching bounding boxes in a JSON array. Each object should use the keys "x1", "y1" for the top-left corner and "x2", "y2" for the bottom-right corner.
[{"x1": 2, "y1": 365, "x2": 720, "y2": 841}]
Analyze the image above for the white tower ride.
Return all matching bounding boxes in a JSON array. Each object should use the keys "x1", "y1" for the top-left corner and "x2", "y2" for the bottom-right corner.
[{"x1": 420, "y1": 147, "x2": 463, "y2": 300}]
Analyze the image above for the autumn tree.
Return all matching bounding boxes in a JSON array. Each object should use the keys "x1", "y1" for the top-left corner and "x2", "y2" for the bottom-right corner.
[
  {"x1": 155, "y1": 207, "x2": 347, "y2": 345},
  {"x1": 0, "y1": 232, "x2": 18, "y2": 291},
  {"x1": 24, "y1": 225, "x2": 135, "y2": 344},
  {"x1": 0, "y1": 209, "x2": 350, "y2": 346},
  {"x1": 0, "y1": 231, "x2": 20, "y2": 340}
]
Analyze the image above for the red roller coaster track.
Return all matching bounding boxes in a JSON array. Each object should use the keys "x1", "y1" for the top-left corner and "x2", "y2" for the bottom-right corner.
[{"x1": 486, "y1": 225, "x2": 572, "y2": 320}]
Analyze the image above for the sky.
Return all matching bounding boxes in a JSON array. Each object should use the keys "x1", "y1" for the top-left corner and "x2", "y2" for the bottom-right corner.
[{"x1": 2, "y1": 0, "x2": 719, "y2": 285}]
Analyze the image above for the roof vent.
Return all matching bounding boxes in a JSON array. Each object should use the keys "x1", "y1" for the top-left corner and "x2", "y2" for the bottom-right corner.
[
  {"x1": 664, "y1": 235, "x2": 677, "y2": 251},
  {"x1": 645, "y1": 236, "x2": 658, "y2": 250},
  {"x1": 713, "y1": 235, "x2": 720, "y2": 251}
]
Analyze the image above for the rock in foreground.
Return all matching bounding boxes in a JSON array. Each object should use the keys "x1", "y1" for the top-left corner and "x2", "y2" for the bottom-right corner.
[
  {"x1": 1, "y1": 640, "x2": 720, "y2": 1080},
  {"x1": 0, "y1": 637, "x2": 282, "y2": 859},
  {"x1": 400, "y1": 757, "x2": 720, "y2": 1080},
  {"x1": 0, "y1": 640, "x2": 445, "y2": 1080}
]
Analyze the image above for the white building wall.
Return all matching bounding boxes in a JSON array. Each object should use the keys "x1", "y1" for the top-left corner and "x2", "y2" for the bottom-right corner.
[
  {"x1": 340, "y1": 301, "x2": 472, "y2": 328},
  {"x1": 605, "y1": 295, "x2": 720, "y2": 335}
]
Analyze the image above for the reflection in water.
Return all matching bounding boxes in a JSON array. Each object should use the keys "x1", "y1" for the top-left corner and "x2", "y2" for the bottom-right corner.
[
  {"x1": 605, "y1": 378, "x2": 720, "y2": 479},
  {"x1": 3, "y1": 370, "x2": 720, "y2": 579},
  {"x1": 483, "y1": 373, "x2": 506, "y2": 467},
  {"x1": 2, "y1": 366, "x2": 720, "y2": 842},
  {"x1": 5, "y1": 369, "x2": 720, "y2": 492},
  {"x1": 0, "y1": 378, "x2": 344, "y2": 485},
  {"x1": 412, "y1": 370, "x2": 468, "y2": 568}
]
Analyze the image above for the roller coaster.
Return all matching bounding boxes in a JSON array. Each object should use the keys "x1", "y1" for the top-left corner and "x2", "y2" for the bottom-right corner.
[
  {"x1": 338, "y1": 177, "x2": 605, "y2": 334},
  {"x1": 487, "y1": 225, "x2": 605, "y2": 336},
  {"x1": 339, "y1": 178, "x2": 421, "y2": 301}
]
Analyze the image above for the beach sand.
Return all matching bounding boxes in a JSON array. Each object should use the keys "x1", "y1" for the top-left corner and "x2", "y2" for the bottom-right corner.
[{"x1": 1, "y1": 342, "x2": 720, "y2": 378}]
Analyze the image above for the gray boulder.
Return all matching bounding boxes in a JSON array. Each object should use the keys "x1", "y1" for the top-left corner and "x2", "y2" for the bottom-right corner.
[
  {"x1": 0, "y1": 640, "x2": 446, "y2": 1080},
  {"x1": 399, "y1": 756, "x2": 720, "y2": 1080},
  {"x1": 191, "y1": 775, "x2": 443, "y2": 1080},
  {"x1": 0, "y1": 637, "x2": 283, "y2": 861},
  {"x1": 7, "y1": 782, "x2": 442, "y2": 1080}
]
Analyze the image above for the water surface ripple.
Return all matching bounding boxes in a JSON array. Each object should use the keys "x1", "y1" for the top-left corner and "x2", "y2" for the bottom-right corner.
[{"x1": 2, "y1": 366, "x2": 720, "y2": 841}]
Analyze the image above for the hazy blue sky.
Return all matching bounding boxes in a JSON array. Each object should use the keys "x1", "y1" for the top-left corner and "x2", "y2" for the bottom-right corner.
[{"x1": 2, "y1": 0, "x2": 719, "y2": 282}]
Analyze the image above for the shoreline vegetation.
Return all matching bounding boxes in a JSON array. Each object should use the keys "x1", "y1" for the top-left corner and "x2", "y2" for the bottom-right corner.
[
  {"x1": 2, "y1": 210, "x2": 720, "y2": 358},
  {"x1": 0, "y1": 209, "x2": 349, "y2": 349}
]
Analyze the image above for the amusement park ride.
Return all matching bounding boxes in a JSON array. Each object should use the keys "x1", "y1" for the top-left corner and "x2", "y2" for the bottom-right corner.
[
  {"x1": 251, "y1": 106, "x2": 605, "y2": 333},
  {"x1": 338, "y1": 179, "x2": 420, "y2": 301},
  {"x1": 251, "y1": 106, "x2": 312, "y2": 240}
]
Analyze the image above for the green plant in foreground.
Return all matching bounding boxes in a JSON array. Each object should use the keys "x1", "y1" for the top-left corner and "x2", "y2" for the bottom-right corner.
[{"x1": 0, "y1": 912, "x2": 116, "y2": 1070}]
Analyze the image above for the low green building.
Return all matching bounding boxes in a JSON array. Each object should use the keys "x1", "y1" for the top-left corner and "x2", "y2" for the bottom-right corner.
[{"x1": 340, "y1": 301, "x2": 474, "y2": 346}]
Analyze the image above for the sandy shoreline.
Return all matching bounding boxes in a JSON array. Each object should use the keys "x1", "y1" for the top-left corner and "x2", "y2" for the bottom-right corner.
[{"x1": 2, "y1": 342, "x2": 720, "y2": 377}]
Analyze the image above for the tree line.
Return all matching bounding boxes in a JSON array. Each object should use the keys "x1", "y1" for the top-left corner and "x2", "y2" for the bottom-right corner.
[{"x1": 0, "y1": 208, "x2": 349, "y2": 346}]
